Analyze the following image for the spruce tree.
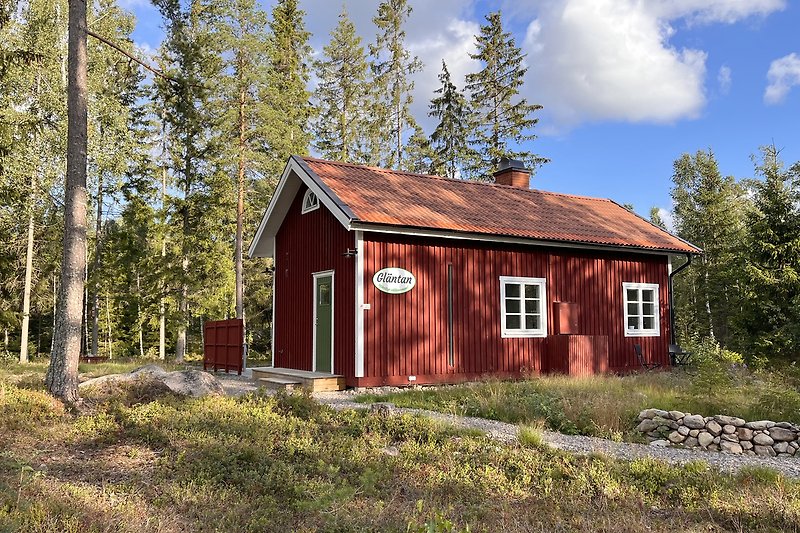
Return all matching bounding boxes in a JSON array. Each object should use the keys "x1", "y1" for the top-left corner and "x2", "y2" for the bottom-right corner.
[
  {"x1": 403, "y1": 124, "x2": 435, "y2": 174},
  {"x1": 368, "y1": 0, "x2": 422, "y2": 169},
  {"x1": 670, "y1": 149, "x2": 748, "y2": 347},
  {"x1": 741, "y1": 146, "x2": 800, "y2": 360},
  {"x1": 465, "y1": 11, "x2": 546, "y2": 181},
  {"x1": 311, "y1": 7, "x2": 369, "y2": 163},
  {"x1": 429, "y1": 60, "x2": 474, "y2": 179}
]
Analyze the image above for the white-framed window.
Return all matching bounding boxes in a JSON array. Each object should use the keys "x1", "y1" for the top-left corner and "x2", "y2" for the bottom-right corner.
[
  {"x1": 499, "y1": 276, "x2": 547, "y2": 338},
  {"x1": 301, "y1": 189, "x2": 319, "y2": 214},
  {"x1": 623, "y1": 282, "x2": 660, "y2": 337}
]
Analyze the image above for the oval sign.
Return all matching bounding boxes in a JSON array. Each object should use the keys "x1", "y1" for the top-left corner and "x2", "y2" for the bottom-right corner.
[{"x1": 373, "y1": 267, "x2": 416, "y2": 294}]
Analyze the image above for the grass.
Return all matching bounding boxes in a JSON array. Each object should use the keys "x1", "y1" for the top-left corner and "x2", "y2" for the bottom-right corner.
[
  {"x1": 356, "y1": 367, "x2": 800, "y2": 441},
  {"x1": 1, "y1": 360, "x2": 800, "y2": 531}
]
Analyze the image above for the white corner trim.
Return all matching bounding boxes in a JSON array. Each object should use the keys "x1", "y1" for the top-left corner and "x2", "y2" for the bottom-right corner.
[
  {"x1": 622, "y1": 281, "x2": 660, "y2": 337},
  {"x1": 269, "y1": 238, "x2": 276, "y2": 368},
  {"x1": 355, "y1": 231, "x2": 365, "y2": 378},
  {"x1": 499, "y1": 276, "x2": 548, "y2": 338}
]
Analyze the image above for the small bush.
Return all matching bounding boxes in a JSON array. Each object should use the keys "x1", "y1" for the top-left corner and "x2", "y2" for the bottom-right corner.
[{"x1": 518, "y1": 425, "x2": 547, "y2": 449}]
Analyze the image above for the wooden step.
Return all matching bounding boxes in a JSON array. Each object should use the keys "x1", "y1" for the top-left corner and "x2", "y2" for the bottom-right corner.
[
  {"x1": 250, "y1": 367, "x2": 347, "y2": 392},
  {"x1": 258, "y1": 376, "x2": 302, "y2": 391}
]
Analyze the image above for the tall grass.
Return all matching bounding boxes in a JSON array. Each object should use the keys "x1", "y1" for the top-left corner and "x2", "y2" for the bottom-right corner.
[{"x1": 358, "y1": 367, "x2": 800, "y2": 440}]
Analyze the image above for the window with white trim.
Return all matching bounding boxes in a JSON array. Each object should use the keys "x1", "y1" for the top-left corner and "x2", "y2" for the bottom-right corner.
[
  {"x1": 500, "y1": 276, "x2": 547, "y2": 338},
  {"x1": 301, "y1": 189, "x2": 319, "y2": 213},
  {"x1": 623, "y1": 282, "x2": 660, "y2": 337}
]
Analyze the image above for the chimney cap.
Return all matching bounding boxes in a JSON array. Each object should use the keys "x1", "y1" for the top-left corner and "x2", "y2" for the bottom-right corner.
[{"x1": 497, "y1": 157, "x2": 528, "y2": 173}]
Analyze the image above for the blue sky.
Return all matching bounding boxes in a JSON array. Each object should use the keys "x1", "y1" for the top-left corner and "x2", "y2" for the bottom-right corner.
[{"x1": 125, "y1": 0, "x2": 800, "y2": 225}]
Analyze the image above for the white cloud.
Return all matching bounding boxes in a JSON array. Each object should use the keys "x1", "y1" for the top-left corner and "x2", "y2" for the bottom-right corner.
[
  {"x1": 657, "y1": 207, "x2": 676, "y2": 233},
  {"x1": 506, "y1": 0, "x2": 784, "y2": 128},
  {"x1": 764, "y1": 52, "x2": 800, "y2": 105},
  {"x1": 717, "y1": 65, "x2": 732, "y2": 94}
]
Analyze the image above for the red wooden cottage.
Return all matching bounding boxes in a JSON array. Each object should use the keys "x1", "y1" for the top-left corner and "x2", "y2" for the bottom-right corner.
[{"x1": 248, "y1": 156, "x2": 700, "y2": 388}]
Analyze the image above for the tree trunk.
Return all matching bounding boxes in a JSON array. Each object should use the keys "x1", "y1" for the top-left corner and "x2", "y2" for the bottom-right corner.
[
  {"x1": 105, "y1": 291, "x2": 112, "y2": 359},
  {"x1": 159, "y1": 164, "x2": 167, "y2": 361},
  {"x1": 19, "y1": 211, "x2": 35, "y2": 364},
  {"x1": 91, "y1": 170, "x2": 102, "y2": 357},
  {"x1": 4, "y1": 329, "x2": 8, "y2": 355},
  {"x1": 51, "y1": 272, "x2": 56, "y2": 354},
  {"x1": 175, "y1": 258, "x2": 188, "y2": 362},
  {"x1": 46, "y1": 0, "x2": 88, "y2": 403},
  {"x1": 137, "y1": 272, "x2": 144, "y2": 358},
  {"x1": 235, "y1": 86, "x2": 245, "y2": 321}
]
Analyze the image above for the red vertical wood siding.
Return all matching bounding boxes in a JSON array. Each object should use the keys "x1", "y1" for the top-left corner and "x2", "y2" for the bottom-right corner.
[
  {"x1": 359, "y1": 234, "x2": 670, "y2": 386},
  {"x1": 545, "y1": 335, "x2": 609, "y2": 376},
  {"x1": 274, "y1": 186, "x2": 355, "y2": 382}
]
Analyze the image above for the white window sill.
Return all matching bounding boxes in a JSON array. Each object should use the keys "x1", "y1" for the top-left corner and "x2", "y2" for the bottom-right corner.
[
  {"x1": 624, "y1": 330, "x2": 660, "y2": 337},
  {"x1": 502, "y1": 331, "x2": 547, "y2": 339}
]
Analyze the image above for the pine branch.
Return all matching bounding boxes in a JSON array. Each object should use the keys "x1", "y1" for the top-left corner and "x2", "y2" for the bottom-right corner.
[{"x1": 87, "y1": 29, "x2": 179, "y2": 85}]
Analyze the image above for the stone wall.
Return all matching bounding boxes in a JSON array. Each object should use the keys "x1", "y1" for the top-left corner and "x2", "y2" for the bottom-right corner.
[{"x1": 636, "y1": 409, "x2": 800, "y2": 457}]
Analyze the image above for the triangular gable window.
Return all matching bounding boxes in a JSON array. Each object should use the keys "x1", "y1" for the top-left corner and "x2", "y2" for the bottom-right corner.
[{"x1": 301, "y1": 189, "x2": 319, "y2": 214}]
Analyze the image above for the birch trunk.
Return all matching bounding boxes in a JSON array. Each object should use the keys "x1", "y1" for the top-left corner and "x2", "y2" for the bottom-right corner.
[
  {"x1": 46, "y1": 0, "x2": 88, "y2": 403},
  {"x1": 91, "y1": 170, "x2": 102, "y2": 357},
  {"x1": 19, "y1": 211, "x2": 34, "y2": 364},
  {"x1": 159, "y1": 164, "x2": 167, "y2": 361}
]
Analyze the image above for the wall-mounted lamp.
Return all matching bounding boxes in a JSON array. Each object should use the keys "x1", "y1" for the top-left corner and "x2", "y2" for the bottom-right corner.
[{"x1": 342, "y1": 248, "x2": 358, "y2": 258}]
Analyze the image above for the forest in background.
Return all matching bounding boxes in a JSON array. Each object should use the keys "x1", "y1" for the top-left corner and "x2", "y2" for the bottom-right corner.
[{"x1": 1, "y1": 0, "x2": 798, "y2": 366}]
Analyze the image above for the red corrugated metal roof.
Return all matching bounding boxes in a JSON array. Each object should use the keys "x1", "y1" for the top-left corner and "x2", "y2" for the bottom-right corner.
[{"x1": 300, "y1": 156, "x2": 700, "y2": 254}]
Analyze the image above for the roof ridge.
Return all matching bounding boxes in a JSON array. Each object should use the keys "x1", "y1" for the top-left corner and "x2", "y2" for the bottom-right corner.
[{"x1": 299, "y1": 156, "x2": 615, "y2": 204}]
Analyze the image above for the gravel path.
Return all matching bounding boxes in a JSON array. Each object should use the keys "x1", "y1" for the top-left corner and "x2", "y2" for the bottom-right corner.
[{"x1": 213, "y1": 373, "x2": 800, "y2": 479}]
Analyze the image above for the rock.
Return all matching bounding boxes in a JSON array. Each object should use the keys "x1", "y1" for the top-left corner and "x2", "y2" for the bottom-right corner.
[
  {"x1": 767, "y1": 422, "x2": 776, "y2": 429},
  {"x1": 746, "y1": 420, "x2": 773, "y2": 430},
  {"x1": 754, "y1": 445, "x2": 777, "y2": 457},
  {"x1": 669, "y1": 410, "x2": 685, "y2": 420},
  {"x1": 684, "y1": 436, "x2": 699, "y2": 447},
  {"x1": 713, "y1": 436, "x2": 721, "y2": 445},
  {"x1": 723, "y1": 424, "x2": 736, "y2": 434},
  {"x1": 707, "y1": 444, "x2": 720, "y2": 452},
  {"x1": 689, "y1": 429, "x2": 700, "y2": 437},
  {"x1": 720, "y1": 441, "x2": 743, "y2": 454},
  {"x1": 778, "y1": 452, "x2": 792, "y2": 458},
  {"x1": 736, "y1": 427, "x2": 754, "y2": 441},
  {"x1": 745, "y1": 450, "x2": 756, "y2": 456},
  {"x1": 698, "y1": 432, "x2": 714, "y2": 448},
  {"x1": 370, "y1": 403, "x2": 396, "y2": 416},
  {"x1": 774, "y1": 441, "x2": 789, "y2": 454},
  {"x1": 647, "y1": 431, "x2": 661, "y2": 438},
  {"x1": 790, "y1": 441, "x2": 799, "y2": 450},
  {"x1": 741, "y1": 440, "x2": 753, "y2": 450},
  {"x1": 775, "y1": 422, "x2": 794, "y2": 429},
  {"x1": 721, "y1": 433, "x2": 738, "y2": 442},
  {"x1": 381, "y1": 445, "x2": 399, "y2": 457},
  {"x1": 639, "y1": 409, "x2": 669, "y2": 420},
  {"x1": 668, "y1": 431, "x2": 686, "y2": 444},
  {"x1": 653, "y1": 416, "x2": 678, "y2": 430},
  {"x1": 678, "y1": 425, "x2": 690, "y2": 436},
  {"x1": 649, "y1": 439, "x2": 670, "y2": 447},
  {"x1": 768, "y1": 427, "x2": 796, "y2": 442},
  {"x1": 80, "y1": 365, "x2": 224, "y2": 398},
  {"x1": 683, "y1": 414, "x2": 706, "y2": 429},
  {"x1": 753, "y1": 433, "x2": 775, "y2": 446},
  {"x1": 658, "y1": 426, "x2": 671, "y2": 434},
  {"x1": 706, "y1": 420, "x2": 723, "y2": 436},
  {"x1": 715, "y1": 415, "x2": 746, "y2": 427},
  {"x1": 790, "y1": 447, "x2": 796, "y2": 456},
  {"x1": 636, "y1": 419, "x2": 660, "y2": 433}
]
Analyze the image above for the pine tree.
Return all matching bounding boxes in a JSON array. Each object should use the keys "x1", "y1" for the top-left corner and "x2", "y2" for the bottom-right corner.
[
  {"x1": 311, "y1": 7, "x2": 369, "y2": 163},
  {"x1": 46, "y1": 0, "x2": 89, "y2": 402},
  {"x1": 740, "y1": 146, "x2": 800, "y2": 360},
  {"x1": 429, "y1": 60, "x2": 474, "y2": 179},
  {"x1": 465, "y1": 11, "x2": 546, "y2": 181},
  {"x1": 670, "y1": 149, "x2": 748, "y2": 348},
  {"x1": 216, "y1": 0, "x2": 271, "y2": 326},
  {"x1": 368, "y1": 0, "x2": 421, "y2": 169}
]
